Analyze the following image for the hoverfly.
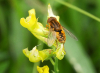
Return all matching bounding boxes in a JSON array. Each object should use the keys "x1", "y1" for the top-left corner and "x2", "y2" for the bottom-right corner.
[{"x1": 46, "y1": 17, "x2": 78, "y2": 47}]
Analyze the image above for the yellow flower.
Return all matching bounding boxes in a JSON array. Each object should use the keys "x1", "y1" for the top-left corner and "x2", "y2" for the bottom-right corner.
[
  {"x1": 37, "y1": 65, "x2": 49, "y2": 73},
  {"x1": 54, "y1": 44, "x2": 66, "y2": 60},
  {"x1": 23, "y1": 46, "x2": 41, "y2": 62},
  {"x1": 23, "y1": 46, "x2": 54, "y2": 62},
  {"x1": 20, "y1": 8, "x2": 49, "y2": 43}
]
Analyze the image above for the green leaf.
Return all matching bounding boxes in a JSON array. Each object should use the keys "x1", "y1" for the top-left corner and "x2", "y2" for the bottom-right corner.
[
  {"x1": 55, "y1": 0, "x2": 100, "y2": 22},
  {"x1": 64, "y1": 34, "x2": 96, "y2": 73}
]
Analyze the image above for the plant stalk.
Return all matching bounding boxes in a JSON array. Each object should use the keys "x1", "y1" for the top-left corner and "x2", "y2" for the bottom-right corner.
[{"x1": 55, "y1": 0, "x2": 100, "y2": 22}]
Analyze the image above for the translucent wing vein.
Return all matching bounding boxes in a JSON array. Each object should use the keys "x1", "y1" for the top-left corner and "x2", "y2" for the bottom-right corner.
[{"x1": 62, "y1": 27, "x2": 78, "y2": 41}]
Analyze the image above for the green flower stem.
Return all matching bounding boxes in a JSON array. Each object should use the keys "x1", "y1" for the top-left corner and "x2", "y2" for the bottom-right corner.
[
  {"x1": 32, "y1": 62, "x2": 40, "y2": 73},
  {"x1": 32, "y1": 41, "x2": 44, "y2": 73},
  {"x1": 55, "y1": 0, "x2": 100, "y2": 22},
  {"x1": 50, "y1": 58, "x2": 55, "y2": 66},
  {"x1": 54, "y1": 57, "x2": 59, "y2": 73}
]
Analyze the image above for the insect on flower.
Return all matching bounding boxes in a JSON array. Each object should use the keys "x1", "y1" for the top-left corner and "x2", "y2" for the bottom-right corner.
[{"x1": 46, "y1": 17, "x2": 78, "y2": 47}]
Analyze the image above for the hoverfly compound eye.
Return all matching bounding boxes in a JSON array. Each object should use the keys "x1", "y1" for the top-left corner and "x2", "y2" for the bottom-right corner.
[
  {"x1": 47, "y1": 17, "x2": 56, "y2": 23},
  {"x1": 47, "y1": 17, "x2": 52, "y2": 23}
]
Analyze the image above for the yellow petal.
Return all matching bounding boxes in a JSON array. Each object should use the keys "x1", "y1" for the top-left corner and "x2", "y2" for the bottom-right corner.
[
  {"x1": 37, "y1": 65, "x2": 49, "y2": 73},
  {"x1": 48, "y1": 4, "x2": 59, "y2": 21},
  {"x1": 23, "y1": 48, "x2": 30, "y2": 57},
  {"x1": 37, "y1": 66, "x2": 43, "y2": 73},
  {"x1": 28, "y1": 9, "x2": 35, "y2": 16},
  {"x1": 20, "y1": 18, "x2": 28, "y2": 28},
  {"x1": 43, "y1": 66, "x2": 49, "y2": 73},
  {"x1": 20, "y1": 9, "x2": 37, "y2": 28},
  {"x1": 29, "y1": 46, "x2": 41, "y2": 62},
  {"x1": 39, "y1": 51, "x2": 47, "y2": 62},
  {"x1": 55, "y1": 44, "x2": 66, "y2": 60}
]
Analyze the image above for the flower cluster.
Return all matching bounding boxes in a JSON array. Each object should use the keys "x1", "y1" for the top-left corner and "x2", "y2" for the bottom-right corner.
[
  {"x1": 20, "y1": 4, "x2": 66, "y2": 73},
  {"x1": 23, "y1": 46, "x2": 54, "y2": 62}
]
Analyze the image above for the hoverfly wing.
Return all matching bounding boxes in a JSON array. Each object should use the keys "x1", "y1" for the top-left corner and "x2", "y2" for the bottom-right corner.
[
  {"x1": 62, "y1": 26, "x2": 78, "y2": 41},
  {"x1": 47, "y1": 31, "x2": 56, "y2": 47}
]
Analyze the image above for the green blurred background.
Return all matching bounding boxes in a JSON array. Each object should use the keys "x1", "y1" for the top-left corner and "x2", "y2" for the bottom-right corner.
[{"x1": 0, "y1": 0, "x2": 100, "y2": 73}]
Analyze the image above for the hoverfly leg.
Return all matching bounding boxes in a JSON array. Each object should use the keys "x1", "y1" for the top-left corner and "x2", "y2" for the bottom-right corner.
[{"x1": 46, "y1": 24, "x2": 49, "y2": 28}]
